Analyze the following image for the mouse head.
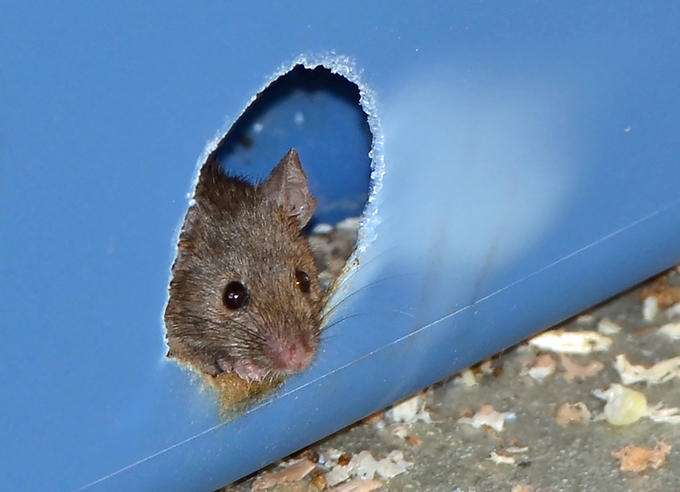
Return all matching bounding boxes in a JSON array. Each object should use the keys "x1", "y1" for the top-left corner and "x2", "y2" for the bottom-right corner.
[{"x1": 165, "y1": 149, "x2": 323, "y2": 381}]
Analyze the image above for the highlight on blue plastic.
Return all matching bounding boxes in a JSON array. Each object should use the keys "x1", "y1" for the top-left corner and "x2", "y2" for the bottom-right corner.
[{"x1": 3, "y1": 3, "x2": 680, "y2": 490}]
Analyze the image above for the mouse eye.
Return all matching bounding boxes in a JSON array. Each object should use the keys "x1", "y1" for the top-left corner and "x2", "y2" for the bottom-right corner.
[
  {"x1": 223, "y1": 281, "x2": 249, "y2": 310},
  {"x1": 295, "y1": 269, "x2": 311, "y2": 294}
]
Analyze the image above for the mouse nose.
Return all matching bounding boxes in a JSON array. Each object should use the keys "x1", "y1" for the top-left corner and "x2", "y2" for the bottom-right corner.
[{"x1": 268, "y1": 337, "x2": 315, "y2": 374}]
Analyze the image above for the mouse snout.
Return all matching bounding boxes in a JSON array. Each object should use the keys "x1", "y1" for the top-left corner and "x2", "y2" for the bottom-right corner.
[{"x1": 267, "y1": 335, "x2": 315, "y2": 374}]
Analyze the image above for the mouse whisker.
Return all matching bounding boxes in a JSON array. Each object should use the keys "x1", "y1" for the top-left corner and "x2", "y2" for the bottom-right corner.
[
  {"x1": 325, "y1": 244, "x2": 399, "y2": 292},
  {"x1": 320, "y1": 271, "x2": 419, "y2": 323}
]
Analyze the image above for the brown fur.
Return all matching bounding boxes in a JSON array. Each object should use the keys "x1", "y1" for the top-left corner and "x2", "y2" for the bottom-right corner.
[{"x1": 164, "y1": 151, "x2": 322, "y2": 379}]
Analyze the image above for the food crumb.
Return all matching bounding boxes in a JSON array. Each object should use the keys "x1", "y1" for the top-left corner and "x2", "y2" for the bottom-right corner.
[
  {"x1": 529, "y1": 329, "x2": 612, "y2": 354},
  {"x1": 555, "y1": 402, "x2": 592, "y2": 426},
  {"x1": 593, "y1": 384, "x2": 648, "y2": 426},
  {"x1": 612, "y1": 442, "x2": 672, "y2": 473}
]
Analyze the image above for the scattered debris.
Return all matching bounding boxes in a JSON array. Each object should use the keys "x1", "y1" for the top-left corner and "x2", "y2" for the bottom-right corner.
[
  {"x1": 555, "y1": 402, "x2": 592, "y2": 426},
  {"x1": 664, "y1": 303, "x2": 680, "y2": 319},
  {"x1": 559, "y1": 354, "x2": 604, "y2": 382},
  {"x1": 640, "y1": 276, "x2": 680, "y2": 308},
  {"x1": 361, "y1": 411, "x2": 385, "y2": 427},
  {"x1": 488, "y1": 445, "x2": 530, "y2": 466},
  {"x1": 386, "y1": 394, "x2": 432, "y2": 424},
  {"x1": 647, "y1": 404, "x2": 680, "y2": 424},
  {"x1": 642, "y1": 296, "x2": 659, "y2": 322},
  {"x1": 325, "y1": 450, "x2": 411, "y2": 487},
  {"x1": 458, "y1": 404, "x2": 516, "y2": 432},
  {"x1": 505, "y1": 445, "x2": 530, "y2": 454},
  {"x1": 455, "y1": 368, "x2": 479, "y2": 387},
  {"x1": 614, "y1": 354, "x2": 680, "y2": 385},
  {"x1": 405, "y1": 434, "x2": 423, "y2": 447},
  {"x1": 529, "y1": 330, "x2": 612, "y2": 354},
  {"x1": 356, "y1": 451, "x2": 410, "y2": 480},
  {"x1": 527, "y1": 354, "x2": 556, "y2": 382},
  {"x1": 658, "y1": 321, "x2": 680, "y2": 341},
  {"x1": 612, "y1": 442, "x2": 672, "y2": 473},
  {"x1": 391, "y1": 425, "x2": 408, "y2": 439},
  {"x1": 251, "y1": 459, "x2": 316, "y2": 490},
  {"x1": 489, "y1": 450, "x2": 516, "y2": 465},
  {"x1": 597, "y1": 318, "x2": 622, "y2": 335},
  {"x1": 576, "y1": 313, "x2": 595, "y2": 325},
  {"x1": 325, "y1": 462, "x2": 351, "y2": 487},
  {"x1": 310, "y1": 470, "x2": 327, "y2": 490},
  {"x1": 329, "y1": 479, "x2": 383, "y2": 492},
  {"x1": 511, "y1": 486, "x2": 533, "y2": 492},
  {"x1": 338, "y1": 453, "x2": 353, "y2": 467}
]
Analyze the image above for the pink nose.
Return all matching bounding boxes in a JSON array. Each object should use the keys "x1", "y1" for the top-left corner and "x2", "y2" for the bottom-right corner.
[{"x1": 268, "y1": 338, "x2": 315, "y2": 374}]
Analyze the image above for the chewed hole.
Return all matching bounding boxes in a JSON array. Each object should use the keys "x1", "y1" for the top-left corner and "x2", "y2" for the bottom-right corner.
[
  {"x1": 164, "y1": 63, "x2": 374, "y2": 409},
  {"x1": 214, "y1": 64, "x2": 373, "y2": 291}
]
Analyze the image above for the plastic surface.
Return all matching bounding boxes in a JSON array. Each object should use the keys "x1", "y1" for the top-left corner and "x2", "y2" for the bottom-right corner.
[{"x1": 3, "y1": 2, "x2": 680, "y2": 490}]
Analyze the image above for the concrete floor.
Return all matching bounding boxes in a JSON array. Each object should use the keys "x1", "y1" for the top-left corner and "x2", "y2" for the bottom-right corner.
[{"x1": 223, "y1": 259, "x2": 680, "y2": 491}]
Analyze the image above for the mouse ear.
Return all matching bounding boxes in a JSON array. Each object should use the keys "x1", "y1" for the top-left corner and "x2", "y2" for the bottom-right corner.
[{"x1": 262, "y1": 149, "x2": 317, "y2": 228}]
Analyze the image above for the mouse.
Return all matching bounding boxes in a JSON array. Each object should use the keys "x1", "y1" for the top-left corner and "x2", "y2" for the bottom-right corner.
[{"x1": 164, "y1": 148, "x2": 323, "y2": 382}]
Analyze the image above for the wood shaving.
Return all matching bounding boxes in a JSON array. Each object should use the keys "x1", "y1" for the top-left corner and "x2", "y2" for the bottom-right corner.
[
  {"x1": 612, "y1": 442, "x2": 671, "y2": 473},
  {"x1": 338, "y1": 453, "x2": 352, "y2": 466},
  {"x1": 597, "y1": 318, "x2": 622, "y2": 335},
  {"x1": 405, "y1": 434, "x2": 423, "y2": 447},
  {"x1": 529, "y1": 330, "x2": 612, "y2": 354},
  {"x1": 664, "y1": 302, "x2": 680, "y2": 319},
  {"x1": 505, "y1": 445, "x2": 530, "y2": 454},
  {"x1": 391, "y1": 425, "x2": 408, "y2": 439},
  {"x1": 251, "y1": 459, "x2": 317, "y2": 490},
  {"x1": 527, "y1": 354, "x2": 556, "y2": 382},
  {"x1": 329, "y1": 479, "x2": 383, "y2": 492},
  {"x1": 325, "y1": 450, "x2": 411, "y2": 487},
  {"x1": 386, "y1": 394, "x2": 432, "y2": 424},
  {"x1": 555, "y1": 402, "x2": 592, "y2": 426},
  {"x1": 458, "y1": 404, "x2": 516, "y2": 432},
  {"x1": 325, "y1": 465, "x2": 351, "y2": 487},
  {"x1": 642, "y1": 296, "x2": 659, "y2": 322},
  {"x1": 559, "y1": 354, "x2": 604, "y2": 382},
  {"x1": 614, "y1": 354, "x2": 680, "y2": 385},
  {"x1": 310, "y1": 471, "x2": 327, "y2": 490},
  {"x1": 489, "y1": 450, "x2": 516, "y2": 465},
  {"x1": 455, "y1": 368, "x2": 479, "y2": 387},
  {"x1": 657, "y1": 321, "x2": 680, "y2": 340},
  {"x1": 647, "y1": 403, "x2": 680, "y2": 425},
  {"x1": 361, "y1": 411, "x2": 385, "y2": 426}
]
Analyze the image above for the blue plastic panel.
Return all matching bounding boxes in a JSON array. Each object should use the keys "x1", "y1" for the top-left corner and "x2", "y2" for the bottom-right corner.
[{"x1": 3, "y1": 2, "x2": 680, "y2": 490}]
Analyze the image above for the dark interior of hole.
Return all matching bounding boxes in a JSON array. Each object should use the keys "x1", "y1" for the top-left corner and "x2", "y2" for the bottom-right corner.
[{"x1": 210, "y1": 65, "x2": 372, "y2": 226}]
